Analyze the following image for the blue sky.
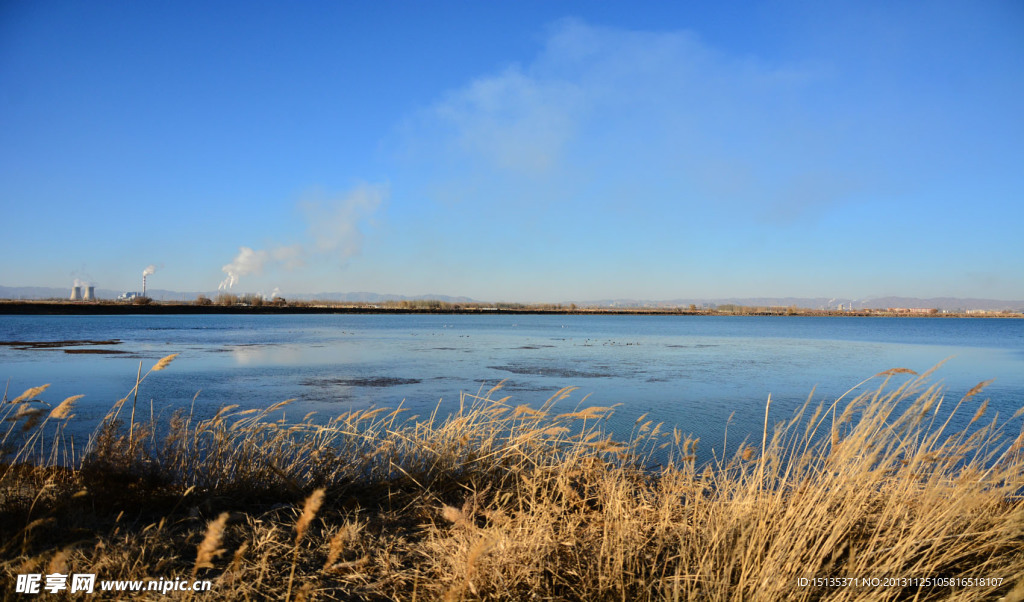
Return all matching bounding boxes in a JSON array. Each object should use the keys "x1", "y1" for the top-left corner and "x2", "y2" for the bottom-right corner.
[{"x1": 2, "y1": 1, "x2": 1022, "y2": 302}]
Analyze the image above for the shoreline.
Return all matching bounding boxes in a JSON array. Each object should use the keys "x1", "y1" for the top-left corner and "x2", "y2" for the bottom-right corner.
[{"x1": 0, "y1": 300, "x2": 1021, "y2": 317}]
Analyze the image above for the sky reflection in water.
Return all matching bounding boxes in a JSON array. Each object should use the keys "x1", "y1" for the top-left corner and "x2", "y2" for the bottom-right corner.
[{"x1": 2, "y1": 314, "x2": 1022, "y2": 464}]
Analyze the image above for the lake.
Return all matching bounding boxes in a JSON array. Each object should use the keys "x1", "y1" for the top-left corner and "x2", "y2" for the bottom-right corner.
[{"x1": 2, "y1": 314, "x2": 1023, "y2": 464}]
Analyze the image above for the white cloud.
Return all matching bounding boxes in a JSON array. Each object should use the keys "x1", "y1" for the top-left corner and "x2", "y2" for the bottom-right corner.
[
  {"x1": 434, "y1": 67, "x2": 583, "y2": 174},
  {"x1": 407, "y1": 20, "x2": 862, "y2": 223}
]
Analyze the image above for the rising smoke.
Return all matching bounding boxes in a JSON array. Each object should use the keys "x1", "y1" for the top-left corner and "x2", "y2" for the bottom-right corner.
[
  {"x1": 219, "y1": 247, "x2": 270, "y2": 290},
  {"x1": 70, "y1": 267, "x2": 94, "y2": 288},
  {"x1": 143, "y1": 264, "x2": 158, "y2": 277},
  {"x1": 218, "y1": 184, "x2": 387, "y2": 290}
]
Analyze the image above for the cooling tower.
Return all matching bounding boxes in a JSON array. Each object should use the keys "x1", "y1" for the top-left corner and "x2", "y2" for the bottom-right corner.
[
  {"x1": 70, "y1": 286, "x2": 82, "y2": 301},
  {"x1": 84, "y1": 286, "x2": 95, "y2": 301}
]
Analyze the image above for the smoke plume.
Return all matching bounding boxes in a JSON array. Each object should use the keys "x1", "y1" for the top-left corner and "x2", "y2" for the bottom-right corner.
[
  {"x1": 219, "y1": 247, "x2": 270, "y2": 290},
  {"x1": 143, "y1": 264, "x2": 157, "y2": 277},
  {"x1": 303, "y1": 184, "x2": 385, "y2": 257},
  {"x1": 217, "y1": 183, "x2": 387, "y2": 290}
]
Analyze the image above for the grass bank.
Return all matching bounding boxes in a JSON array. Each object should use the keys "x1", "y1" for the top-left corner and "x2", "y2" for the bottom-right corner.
[{"x1": 2, "y1": 357, "x2": 1023, "y2": 600}]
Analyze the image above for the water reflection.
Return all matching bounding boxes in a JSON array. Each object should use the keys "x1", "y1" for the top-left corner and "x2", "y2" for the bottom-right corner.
[
  {"x1": 1, "y1": 315, "x2": 1022, "y2": 466},
  {"x1": 227, "y1": 344, "x2": 306, "y2": 366}
]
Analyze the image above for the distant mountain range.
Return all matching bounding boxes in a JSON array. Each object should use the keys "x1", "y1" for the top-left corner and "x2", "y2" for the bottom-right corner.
[{"x1": 2, "y1": 286, "x2": 1022, "y2": 312}]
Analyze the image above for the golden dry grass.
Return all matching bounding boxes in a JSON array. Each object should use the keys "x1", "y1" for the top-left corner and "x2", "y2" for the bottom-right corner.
[{"x1": 1, "y1": 358, "x2": 1022, "y2": 600}]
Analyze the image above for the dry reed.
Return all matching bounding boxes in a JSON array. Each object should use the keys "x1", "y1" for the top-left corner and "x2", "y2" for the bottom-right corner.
[{"x1": 0, "y1": 361, "x2": 1021, "y2": 600}]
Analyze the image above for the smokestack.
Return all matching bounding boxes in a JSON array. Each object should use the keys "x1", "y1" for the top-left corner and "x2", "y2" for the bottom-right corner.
[
  {"x1": 84, "y1": 286, "x2": 95, "y2": 301},
  {"x1": 70, "y1": 286, "x2": 82, "y2": 301},
  {"x1": 141, "y1": 264, "x2": 157, "y2": 298}
]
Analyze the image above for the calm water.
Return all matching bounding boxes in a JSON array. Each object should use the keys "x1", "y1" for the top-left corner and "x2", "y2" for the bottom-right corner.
[{"x1": 2, "y1": 314, "x2": 1023, "y2": 462}]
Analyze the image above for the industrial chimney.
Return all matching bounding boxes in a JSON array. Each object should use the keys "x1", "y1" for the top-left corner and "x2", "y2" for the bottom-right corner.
[
  {"x1": 142, "y1": 274, "x2": 147, "y2": 298},
  {"x1": 84, "y1": 286, "x2": 95, "y2": 301},
  {"x1": 70, "y1": 286, "x2": 82, "y2": 301}
]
